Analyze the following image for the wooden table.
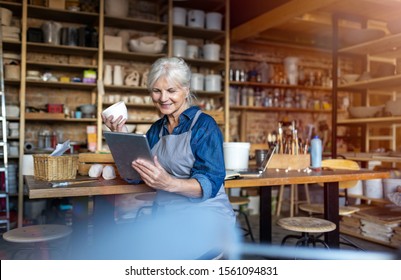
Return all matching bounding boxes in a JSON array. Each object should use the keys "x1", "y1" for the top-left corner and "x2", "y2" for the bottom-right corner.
[{"x1": 26, "y1": 168, "x2": 389, "y2": 249}]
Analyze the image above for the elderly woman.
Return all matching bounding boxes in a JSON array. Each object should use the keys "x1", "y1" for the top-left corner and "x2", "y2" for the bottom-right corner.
[{"x1": 102, "y1": 57, "x2": 236, "y2": 259}]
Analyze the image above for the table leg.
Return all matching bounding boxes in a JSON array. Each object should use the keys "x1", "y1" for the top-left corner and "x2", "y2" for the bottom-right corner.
[
  {"x1": 324, "y1": 181, "x2": 339, "y2": 248},
  {"x1": 259, "y1": 187, "x2": 272, "y2": 243},
  {"x1": 92, "y1": 195, "x2": 116, "y2": 239}
]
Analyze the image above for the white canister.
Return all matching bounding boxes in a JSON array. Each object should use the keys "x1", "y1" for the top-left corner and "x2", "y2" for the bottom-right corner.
[
  {"x1": 187, "y1": 9, "x2": 205, "y2": 28},
  {"x1": 223, "y1": 142, "x2": 251, "y2": 170},
  {"x1": 206, "y1": 12, "x2": 223, "y2": 30},
  {"x1": 173, "y1": 7, "x2": 186, "y2": 26},
  {"x1": 205, "y1": 74, "x2": 221, "y2": 91},
  {"x1": 186, "y1": 45, "x2": 199, "y2": 59},
  {"x1": 363, "y1": 179, "x2": 383, "y2": 199},
  {"x1": 113, "y1": 65, "x2": 123, "y2": 86},
  {"x1": 203, "y1": 43, "x2": 220, "y2": 61},
  {"x1": 173, "y1": 39, "x2": 187, "y2": 57},
  {"x1": 191, "y1": 73, "x2": 204, "y2": 91},
  {"x1": 104, "y1": 64, "x2": 113, "y2": 85},
  {"x1": 283, "y1": 56, "x2": 299, "y2": 85}
]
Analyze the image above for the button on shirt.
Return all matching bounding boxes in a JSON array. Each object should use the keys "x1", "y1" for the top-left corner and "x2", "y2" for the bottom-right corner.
[{"x1": 146, "y1": 106, "x2": 225, "y2": 199}]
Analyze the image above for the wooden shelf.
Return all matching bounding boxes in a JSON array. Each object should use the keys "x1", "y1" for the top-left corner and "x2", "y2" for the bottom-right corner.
[
  {"x1": 4, "y1": 79, "x2": 20, "y2": 86},
  {"x1": 103, "y1": 50, "x2": 165, "y2": 62},
  {"x1": 28, "y1": 4, "x2": 99, "y2": 24},
  {"x1": 339, "y1": 33, "x2": 401, "y2": 59},
  {"x1": 0, "y1": 1, "x2": 22, "y2": 16},
  {"x1": 173, "y1": 25, "x2": 225, "y2": 41},
  {"x1": 338, "y1": 74, "x2": 401, "y2": 91},
  {"x1": 26, "y1": 61, "x2": 98, "y2": 71},
  {"x1": 337, "y1": 116, "x2": 401, "y2": 125},
  {"x1": 104, "y1": 85, "x2": 148, "y2": 93},
  {"x1": 230, "y1": 105, "x2": 332, "y2": 114},
  {"x1": 230, "y1": 81, "x2": 332, "y2": 91},
  {"x1": 26, "y1": 80, "x2": 96, "y2": 90},
  {"x1": 27, "y1": 42, "x2": 98, "y2": 56},
  {"x1": 104, "y1": 16, "x2": 167, "y2": 33}
]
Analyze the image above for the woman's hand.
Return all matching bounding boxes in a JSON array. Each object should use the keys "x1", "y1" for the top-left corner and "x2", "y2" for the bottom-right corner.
[
  {"x1": 132, "y1": 156, "x2": 202, "y2": 198},
  {"x1": 102, "y1": 114, "x2": 128, "y2": 132},
  {"x1": 132, "y1": 156, "x2": 173, "y2": 191}
]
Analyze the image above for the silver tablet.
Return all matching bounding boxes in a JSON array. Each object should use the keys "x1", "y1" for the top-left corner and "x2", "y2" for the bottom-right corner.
[{"x1": 104, "y1": 131, "x2": 153, "y2": 180}]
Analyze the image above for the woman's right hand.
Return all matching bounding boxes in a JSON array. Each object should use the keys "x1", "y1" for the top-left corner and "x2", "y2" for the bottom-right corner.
[{"x1": 102, "y1": 114, "x2": 128, "y2": 132}]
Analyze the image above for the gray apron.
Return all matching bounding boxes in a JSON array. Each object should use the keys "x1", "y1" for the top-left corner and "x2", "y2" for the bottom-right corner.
[{"x1": 151, "y1": 109, "x2": 235, "y2": 220}]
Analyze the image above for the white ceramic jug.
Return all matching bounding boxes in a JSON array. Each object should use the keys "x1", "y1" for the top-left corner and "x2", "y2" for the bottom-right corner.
[{"x1": 113, "y1": 65, "x2": 124, "y2": 86}]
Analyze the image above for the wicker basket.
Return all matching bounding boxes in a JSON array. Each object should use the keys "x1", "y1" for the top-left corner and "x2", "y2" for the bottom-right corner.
[{"x1": 33, "y1": 154, "x2": 78, "y2": 181}]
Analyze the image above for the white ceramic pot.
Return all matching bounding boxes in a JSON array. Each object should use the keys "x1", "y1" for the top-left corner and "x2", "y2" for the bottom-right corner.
[
  {"x1": 206, "y1": 12, "x2": 223, "y2": 30},
  {"x1": 382, "y1": 179, "x2": 401, "y2": 199},
  {"x1": 173, "y1": 7, "x2": 186, "y2": 26},
  {"x1": 363, "y1": 179, "x2": 383, "y2": 199},
  {"x1": 105, "y1": 0, "x2": 129, "y2": 17},
  {"x1": 191, "y1": 73, "x2": 204, "y2": 91},
  {"x1": 173, "y1": 39, "x2": 187, "y2": 57},
  {"x1": 187, "y1": 9, "x2": 205, "y2": 28},
  {"x1": 203, "y1": 43, "x2": 220, "y2": 61},
  {"x1": 205, "y1": 74, "x2": 221, "y2": 91},
  {"x1": 186, "y1": 45, "x2": 199, "y2": 59}
]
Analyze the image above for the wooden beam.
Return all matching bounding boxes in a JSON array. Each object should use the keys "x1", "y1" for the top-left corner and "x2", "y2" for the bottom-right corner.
[{"x1": 231, "y1": 0, "x2": 340, "y2": 42}]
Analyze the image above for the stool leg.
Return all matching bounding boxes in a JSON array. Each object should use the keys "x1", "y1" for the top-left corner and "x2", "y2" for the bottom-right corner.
[
  {"x1": 276, "y1": 185, "x2": 284, "y2": 216},
  {"x1": 290, "y1": 185, "x2": 295, "y2": 217},
  {"x1": 304, "y1": 184, "x2": 310, "y2": 204},
  {"x1": 240, "y1": 210, "x2": 255, "y2": 242}
]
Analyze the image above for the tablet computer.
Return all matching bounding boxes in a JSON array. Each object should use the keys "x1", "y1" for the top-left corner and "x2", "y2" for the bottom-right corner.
[{"x1": 104, "y1": 131, "x2": 153, "y2": 180}]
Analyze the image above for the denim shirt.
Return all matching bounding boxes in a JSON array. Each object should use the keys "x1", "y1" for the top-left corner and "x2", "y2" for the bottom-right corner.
[{"x1": 146, "y1": 106, "x2": 225, "y2": 199}]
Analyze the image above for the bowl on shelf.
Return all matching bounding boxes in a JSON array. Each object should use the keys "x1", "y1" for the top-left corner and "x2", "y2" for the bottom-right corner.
[
  {"x1": 348, "y1": 105, "x2": 384, "y2": 118},
  {"x1": 79, "y1": 104, "x2": 96, "y2": 115},
  {"x1": 341, "y1": 74, "x2": 360, "y2": 84},
  {"x1": 129, "y1": 36, "x2": 166, "y2": 53}
]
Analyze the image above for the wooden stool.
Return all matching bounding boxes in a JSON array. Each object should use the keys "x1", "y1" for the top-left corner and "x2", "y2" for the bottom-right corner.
[
  {"x1": 277, "y1": 217, "x2": 336, "y2": 248},
  {"x1": 3, "y1": 224, "x2": 72, "y2": 259},
  {"x1": 229, "y1": 196, "x2": 255, "y2": 242},
  {"x1": 276, "y1": 184, "x2": 310, "y2": 217},
  {"x1": 298, "y1": 203, "x2": 364, "y2": 250}
]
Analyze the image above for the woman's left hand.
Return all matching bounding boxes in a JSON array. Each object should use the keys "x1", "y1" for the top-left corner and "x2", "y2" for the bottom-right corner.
[{"x1": 132, "y1": 156, "x2": 173, "y2": 191}]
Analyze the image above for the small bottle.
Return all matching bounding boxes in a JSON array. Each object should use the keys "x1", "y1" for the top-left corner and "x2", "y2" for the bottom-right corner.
[{"x1": 310, "y1": 135, "x2": 322, "y2": 171}]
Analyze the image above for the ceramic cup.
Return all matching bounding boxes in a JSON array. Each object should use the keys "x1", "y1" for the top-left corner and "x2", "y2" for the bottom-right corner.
[{"x1": 101, "y1": 101, "x2": 128, "y2": 123}]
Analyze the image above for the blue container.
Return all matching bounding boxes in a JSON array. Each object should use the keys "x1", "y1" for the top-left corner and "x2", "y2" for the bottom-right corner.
[{"x1": 310, "y1": 136, "x2": 322, "y2": 170}]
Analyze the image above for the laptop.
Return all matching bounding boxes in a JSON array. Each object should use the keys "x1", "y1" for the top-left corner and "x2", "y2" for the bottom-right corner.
[
  {"x1": 225, "y1": 145, "x2": 277, "y2": 179},
  {"x1": 103, "y1": 131, "x2": 153, "y2": 180}
]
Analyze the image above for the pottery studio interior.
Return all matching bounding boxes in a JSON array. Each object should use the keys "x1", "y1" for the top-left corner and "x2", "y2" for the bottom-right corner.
[{"x1": 0, "y1": 0, "x2": 401, "y2": 261}]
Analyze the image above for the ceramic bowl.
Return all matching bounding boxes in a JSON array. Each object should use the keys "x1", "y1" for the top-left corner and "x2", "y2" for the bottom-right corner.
[
  {"x1": 129, "y1": 36, "x2": 166, "y2": 53},
  {"x1": 101, "y1": 101, "x2": 128, "y2": 123},
  {"x1": 348, "y1": 105, "x2": 384, "y2": 118},
  {"x1": 79, "y1": 104, "x2": 96, "y2": 115},
  {"x1": 341, "y1": 74, "x2": 360, "y2": 84}
]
